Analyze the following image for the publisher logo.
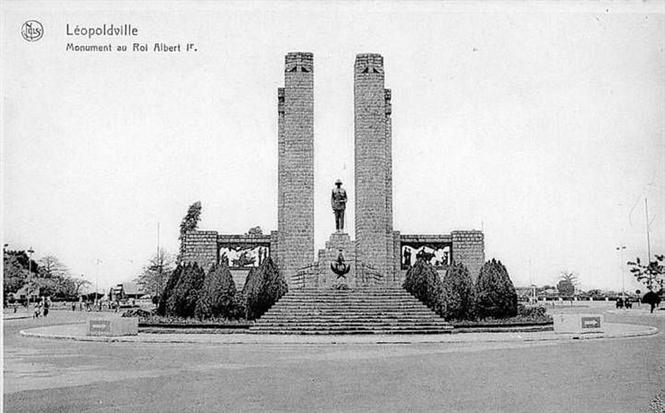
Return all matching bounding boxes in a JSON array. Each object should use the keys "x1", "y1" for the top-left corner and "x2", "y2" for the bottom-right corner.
[{"x1": 21, "y1": 20, "x2": 43, "y2": 42}]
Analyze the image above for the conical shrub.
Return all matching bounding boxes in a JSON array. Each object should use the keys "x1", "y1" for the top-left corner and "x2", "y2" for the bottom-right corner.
[
  {"x1": 166, "y1": 263, "x2": 205, "y2": 318},
  {"x1": 441, "y1": 261, "x2": 476, "y2": 320},
  {"x1": 157, "y1": 264, "x2": 183, "y2": 316},
  {"x1": 195, "y1": 262, "x2": 239, "y2": 320},
  {"x1": 244, "y1": 257, "x2": 287, "y2": 320},
  {"x1": 403, "y1": 258, "x2": 444, "y2": 316},
  {"x1": 475, "y1": 259, "x2": 518, "y2": 319}
]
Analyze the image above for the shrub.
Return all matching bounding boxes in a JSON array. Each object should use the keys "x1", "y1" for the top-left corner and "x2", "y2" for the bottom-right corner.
[
  {"x1": 517, "y1": 304, "x2": 547, "y2": 319},
  {"x1": 166, "y1": 263, "x2": 205, "y2": 318},
  {"x1": 243, "y1": 257, "x2": 288, "y2": 320},
  {"x1": 403, "y1": 258, "x2": 444, "y2": 315},
  {"x1": 475, "y1": 259, "x2": 518, "y2": 319},
  {"x1": 441, "y1": 261, "x2": 475, "y2": 320},
  {"x1": 195, "y1": 262, "x2": 239, "y2": 320},
  {"x1": 157, "y1": 264, "x2": 183, "y2": 316}
]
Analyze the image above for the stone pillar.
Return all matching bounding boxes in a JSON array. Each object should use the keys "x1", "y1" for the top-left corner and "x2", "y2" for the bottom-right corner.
[
  {"x1": 277, "y1": 52, "x2": 315, "y2": 285},
  {"x1": 354, "y1": 53, "x2": 392, "y2": 279},
  {"x1": 451, "y1": 230, "x2": 485, "y2": 282},
  {"x1": 181, "y1": 230, "x2": 219, "y2": 271},
  {"x1": 385, "y1": 89, "x2": 395, "y2": 281}
]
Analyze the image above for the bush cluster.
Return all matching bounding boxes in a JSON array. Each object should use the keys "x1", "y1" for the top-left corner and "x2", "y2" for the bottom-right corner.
[
  {"x1": 404, "y1": 257, "x2": 520, "y2": 321},
  {"x1": 157, "y1": 257, "x2": 287, "y2": 321}
]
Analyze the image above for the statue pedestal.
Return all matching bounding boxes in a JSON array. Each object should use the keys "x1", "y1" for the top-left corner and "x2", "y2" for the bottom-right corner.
[{"x1": 316, "y1": 232, "x2": 356, "y2": 288}]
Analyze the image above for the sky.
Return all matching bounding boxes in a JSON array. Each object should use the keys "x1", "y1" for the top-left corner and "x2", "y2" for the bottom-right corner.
[{"x1": 2, "y1": 1, "x2": 664, "y2": 292}]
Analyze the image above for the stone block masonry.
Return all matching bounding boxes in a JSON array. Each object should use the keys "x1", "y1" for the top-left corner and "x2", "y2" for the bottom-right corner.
[
  {"x1": 181, "y1": 230, "x2": 219, "y2": 270},
  {"x1": 451, "y1": 230, "x2": 485, "y2": 281},
  {"x1": 354, "y1": 53, "x2": 393, "y2": 279},
  {"x1": 277, "y1": 52, "x2": 315, "y2": 285}
]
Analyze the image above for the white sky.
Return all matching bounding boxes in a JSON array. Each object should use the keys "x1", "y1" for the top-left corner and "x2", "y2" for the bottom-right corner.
[{"x1": 2, "y1": 1, "x2": 664, "y2": 292}]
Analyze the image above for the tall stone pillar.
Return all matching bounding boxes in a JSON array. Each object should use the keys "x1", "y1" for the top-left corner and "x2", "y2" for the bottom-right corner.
[
  {"x1": 354, "y1": 53, "x2": 393, "y2": 280},
  {"x1": 277, "y1": 52, "x2": 315, "y2": 285}
]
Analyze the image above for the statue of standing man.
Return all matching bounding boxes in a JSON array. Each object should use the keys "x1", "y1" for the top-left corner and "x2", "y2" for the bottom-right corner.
[{"x1": 331, "y1": 179, "x2": 347, "y2": 231}]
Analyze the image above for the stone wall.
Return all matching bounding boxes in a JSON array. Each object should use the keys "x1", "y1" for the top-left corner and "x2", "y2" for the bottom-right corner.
[
  {"x1": 277, "y1": 52, "x2": 315, "y2": 285},
  {"x1": 181, "y1": 230, "x2": 219, "y2": 270},
  {"x1": 354, "y1": 53, "x2": 392, "y2": 279},
  {"x1": 451, "y1": 230, "x2": 485, "y2": 281}
]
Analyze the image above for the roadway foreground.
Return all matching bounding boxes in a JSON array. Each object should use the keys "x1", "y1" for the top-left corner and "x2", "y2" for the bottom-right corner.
[{"x1": 4, "y1": 303, "x2": 665, "y2": 412}]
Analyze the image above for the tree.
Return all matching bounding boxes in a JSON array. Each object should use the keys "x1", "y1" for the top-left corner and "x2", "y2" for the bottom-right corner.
[
  {"x1": 475, "y1": 259, "x2": 518, "y2": 319},
  {"x1": 179, "y1": 201, "x2": 202, "y2": 239},
  {"x1": 557, "y1": 271, "x2": 578, "y2": 296},
  {"x1": 195, "y1": 262, "x2": 241, "y2": 320},
  {"x1": 243, "y1": 257, "x2": 287, "y2": 320},
  {"x1": 3, "y1": 249, "x2": 40, "y2": 296},
  {"x1": 136, "y1": 248, "x2": 175, "y2": 300},
  {"x1": 247, "y1": 226, "x2": 263, "y2": 236},
  {"x1": 178, "y1": 201, "x2": 202, "y2": 261},
  {"x1": 628, "y1": 255, "x2": 664, "y2": 292},
  {"x1": 157, "y1": 264, "x2": 183, "y2": 316},
  {"x1": 166, "y1": 263, "x2": 206, "y2": 318},
  {"x1": 3, "y1": 252, "x2": 28, "y2": 296},
  {"x1": 38, "y1": 255, "x2": 70, "y2": 279},
  {"x1": 403, "y1": 258, "x2": 444, "y2": 316},
  {"x1": 441, "y1": 261, "x2": 475, "y2": 320}
]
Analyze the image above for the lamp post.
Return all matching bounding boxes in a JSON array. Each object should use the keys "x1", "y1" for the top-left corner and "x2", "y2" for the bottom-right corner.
[
  {"x1": 95, "y1": 259, "x2": 102, "y2": 307},
  {"x1": 26, "y1": 247, "x2": 34, "y2": 310},
  {"x1": 616, "y1": 246, "x2": 626, "y2": 302}
]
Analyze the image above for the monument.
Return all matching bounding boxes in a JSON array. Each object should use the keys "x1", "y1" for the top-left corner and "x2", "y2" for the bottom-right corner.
[{"x1": 180, "y1": 52, "x2": 485, "y2": 290}]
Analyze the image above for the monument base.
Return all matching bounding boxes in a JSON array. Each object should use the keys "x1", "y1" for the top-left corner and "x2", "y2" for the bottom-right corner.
[{"x1": 314, "y1": 232, "x2": 356, "y2": 288}]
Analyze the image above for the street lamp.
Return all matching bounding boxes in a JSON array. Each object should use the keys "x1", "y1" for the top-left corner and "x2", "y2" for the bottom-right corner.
[
  {"x1": 616, "y1": 246, "x2": 626, "y2": 303},
  {"x1": 26, "y1": 247, "x2": 34, "y2": 309}
]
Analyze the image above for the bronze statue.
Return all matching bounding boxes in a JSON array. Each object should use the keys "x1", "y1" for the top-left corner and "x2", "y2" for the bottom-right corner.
[{"x1": 331, "y1": 179, "x2": 347, "y2": 231}]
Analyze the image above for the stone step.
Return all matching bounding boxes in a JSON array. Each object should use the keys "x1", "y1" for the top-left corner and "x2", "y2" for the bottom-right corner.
[
  {"x1": 257, "y1": 317, "x2": 445, "y2": 323},
  {"x1": 252, "y1": 320, "x2": 447, "y2": 329},
  {"x1": 251, "y1": 286, "x2": 452, "y2": 335},
  {"x1": 249, "y1": 327, "x2": 453, "y2": 334},
  {"x1": 272, "y1": 303, "x2": 428, "y2": 308},
  {"x1": 280, "y1": 298, "x2": 422, "y2": 305},
  {"x1": 262, "y1": 312, "x2": 437, "y2": 318},
  {"x1": 249, "y1": 329, "x2": 451, "y2": 336}
]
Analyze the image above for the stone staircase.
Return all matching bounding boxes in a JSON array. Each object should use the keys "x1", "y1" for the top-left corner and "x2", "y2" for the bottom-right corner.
[{"x1": 249, "y1": 287, "x2": 453, "y2": 334}]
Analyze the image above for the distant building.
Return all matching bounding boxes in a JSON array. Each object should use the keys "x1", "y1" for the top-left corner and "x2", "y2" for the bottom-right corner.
[{"x1": 109, "y1": 282, "x2": 144, "y2": 300}]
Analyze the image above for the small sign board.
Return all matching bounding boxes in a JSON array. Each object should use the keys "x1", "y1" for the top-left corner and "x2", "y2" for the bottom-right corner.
[
  {"x1": 581, "y1": 316, "x2": 602, "y2": 329},
  {"x1": 88, "y1": 320, "x2": 111, "y2": 335},
  {"x1": 553, "y1": 314, "x2": 604, "y2": 334},
  {"x1": 87, "y1": 318, "x2": 139, "y2": 336}
]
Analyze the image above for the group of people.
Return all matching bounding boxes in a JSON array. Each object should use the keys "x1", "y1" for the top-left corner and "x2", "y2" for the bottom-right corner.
[{"x1": 32, "y1": 297, "x2": 51, "y2": 318}]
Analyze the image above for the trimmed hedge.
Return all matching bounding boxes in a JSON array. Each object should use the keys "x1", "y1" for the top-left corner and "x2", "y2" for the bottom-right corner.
[
  {"x1": 403, "y1": 258, "x2": 444, "y2": 316},
  {"x1": 157, "y1": 264, "x2": 183, "y2": 316},
  {"x1": 195, "y1": 262, "x2": 244, "y2": 320},
  {"x1": 475, "y1": 259, "x2": 518, "y2": 319},
  {"x1": 441, "y1": 261, "x2": 475, "y2": 321},
  {"x1": 166, "y1": 263, "x2": 205, "y2": 318},
  {"x1": 243, "y1": 257, "x2": 288, "y2": 320}
]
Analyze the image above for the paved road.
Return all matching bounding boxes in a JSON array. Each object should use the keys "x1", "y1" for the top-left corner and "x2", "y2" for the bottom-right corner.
[{"x1": 4, "y1": 304, "x2": 665, "y2": 412}]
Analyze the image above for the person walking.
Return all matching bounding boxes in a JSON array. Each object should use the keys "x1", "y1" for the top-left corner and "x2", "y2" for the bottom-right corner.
[
  {"x1": 43, "y1": 297, "x2": 50, "y2": 317},
  {"x1": 33, "y1": 301, "x2": 41, "y2": 319}
]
